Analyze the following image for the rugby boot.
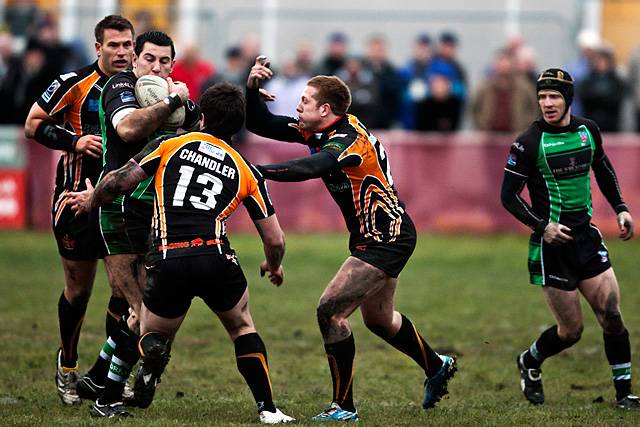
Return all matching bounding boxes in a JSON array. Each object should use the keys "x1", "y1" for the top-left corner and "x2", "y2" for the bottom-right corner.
[
  {"x1": 617, "y1": 394, "x2": 640, "y2": 410},
  {"x1": 90, "y1": 400, "x2": 131, "y2": 418},
  {"x1": 76, "y1": 373, "x2": 104, "y2": 400},
  {"x1": 259, "y1": 408, "x2": 296, "y2": 424},
  {"x1": 132, "y1": 332, "x2": 171, "y2": 408},
  {"x1": 517, "y1": 351, "x2": 544, "y2": 405},
  {"x1": 312, "y1": 402, "x2": 359, "y2": 421},
  {"x1": 55, "y1": 348, "x2": 81, "y2": 405},
  {"x1": 423, "y1": 355, "x2": 457, "y2": 410}
]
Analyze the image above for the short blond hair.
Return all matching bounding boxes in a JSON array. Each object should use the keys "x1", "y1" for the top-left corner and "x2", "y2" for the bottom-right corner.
[{"x1": 307, "y1": 75, "x2": 352, "y2": 116}]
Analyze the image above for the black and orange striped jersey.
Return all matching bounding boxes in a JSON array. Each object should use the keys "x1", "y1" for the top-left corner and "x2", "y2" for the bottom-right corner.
[
  {"x1": 246, "y1": 88, "x2": 405, "y2": 243},
  {"x1": 135, "y1": 131, "x2": 275, "y2": 262},
  {"x1": 37, "y1": 61, "x2": 107, "y2": 224}
]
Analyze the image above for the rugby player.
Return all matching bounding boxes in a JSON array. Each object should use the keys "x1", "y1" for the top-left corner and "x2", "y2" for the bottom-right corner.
[
  {"x1": 245, "y1": 56, "x2": 457, "y2": 421},
  {"x1": 68, "y1": 82, "x2": 294, "y2": 423},
  {"x1": 501, "y1": 68, "x2": 639, "y2": 410},
  {"x1": 72, "y1": 31, "x2": 201, "y2": 413},
  {"x1": 23, "y1": 15, "x2": 134, "y2": 405}
]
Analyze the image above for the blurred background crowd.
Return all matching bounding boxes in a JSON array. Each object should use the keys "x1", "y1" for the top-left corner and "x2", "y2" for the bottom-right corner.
[{"x1": 2, "y1": 0, "x2": 640, "y2": 135}]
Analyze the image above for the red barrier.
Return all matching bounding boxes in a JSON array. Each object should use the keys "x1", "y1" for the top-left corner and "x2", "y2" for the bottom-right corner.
[
  {"x1": 0, "y1": 170, "x2": 26, "y2": 228},
  {"x1": 23, "y1": 131, "x2": 640, "y2": 235},
  {"x1": 230, "y1": 131, "x2": 640, "y2": 236}
]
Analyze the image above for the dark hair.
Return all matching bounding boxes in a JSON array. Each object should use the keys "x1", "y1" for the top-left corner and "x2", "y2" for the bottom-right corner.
[
  {"x1": 200, "y1": 83, "x2": 245, "y2": 139},
  {"x1": 306, "y1": 75, "x2": 352, "y2": 116},
  {"x1": 536, "y1": 68, "x2": 574, "y2": 106},
  {"x1": 94, "y1": 15, "x2": 134, "y2": 44},
  {"x1": 135, "y1": 31, "x2": 175, "y2": 59}
]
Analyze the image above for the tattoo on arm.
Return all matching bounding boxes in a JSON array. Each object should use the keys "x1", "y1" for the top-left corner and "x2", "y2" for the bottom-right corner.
[{"x1": 91, "y1": 160, "x2": 148, "y2": 208}]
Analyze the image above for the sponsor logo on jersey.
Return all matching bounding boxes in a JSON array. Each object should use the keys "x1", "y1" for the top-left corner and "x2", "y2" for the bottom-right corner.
[
  {"x1": 198, "y1": 142, "x2": 226, "y2": 160},
  {"x1": 598, "y1": 250, "x2": 608, "y2": 263},
  {"x1": 42, "y1": 80, "x2": 61, "y2": 102},
  {"x1": 120, "y1": 90, "x2": 136, "y2": 103},
  {"x1": 507, "y1": 153, "x2": 517, "y2": 166},
  {"x1": 543, "y1": 141, "x2": 564, "y2": 148},
  {"x1": 60, "y1": 72, "x2": 77, "y2": 81},
  {"x1": 329, "y1": 133, "x2": 347, "y2": 140},
  {"x1": 111, "y1": 81, "x2": 134, "y2": 90}
]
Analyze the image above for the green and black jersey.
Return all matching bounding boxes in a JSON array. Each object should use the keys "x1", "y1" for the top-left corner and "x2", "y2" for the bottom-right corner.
[{"x1": 501, "y1": 116, "x2": 628, "y2": 231}]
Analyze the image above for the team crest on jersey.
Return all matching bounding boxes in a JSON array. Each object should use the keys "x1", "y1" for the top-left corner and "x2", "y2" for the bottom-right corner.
[
  {"x1": 42, "y1": 80, "x2": 61, "y2": 102},
  {"x1": 579, "y1": 131, "x2": 588, "y2": 142},
  {"x1": 120, "y1": 91, "x2": 136, "y2": 103},
  {"x1": 507, "y1": 153, "x2": 517, "y2": 166},
  {"x1": 198, "y1": 142, "x2": 226, "y2": 160},
  {"x1": 598, "y1": 250, "x2": 608, "y2": 263}
]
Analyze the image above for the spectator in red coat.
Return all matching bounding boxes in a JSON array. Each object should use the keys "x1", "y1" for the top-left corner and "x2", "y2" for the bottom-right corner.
[{"x1": 171, "y1": 41, "x2": 215, "y2": 101}]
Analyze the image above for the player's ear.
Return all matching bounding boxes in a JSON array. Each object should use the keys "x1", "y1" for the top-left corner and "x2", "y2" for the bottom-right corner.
[{"x1": 95, "y1": 41, "x2": 101, "y2": 57}]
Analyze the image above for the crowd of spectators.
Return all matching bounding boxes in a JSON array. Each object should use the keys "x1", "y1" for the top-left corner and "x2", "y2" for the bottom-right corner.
[{"x1": 1, "y1": 5, "x2": 639, "y2": 134}]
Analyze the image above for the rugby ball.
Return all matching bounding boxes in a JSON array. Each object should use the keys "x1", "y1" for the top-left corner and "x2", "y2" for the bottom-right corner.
[{"x1": 134, "y1": 74, "x2": 185, "y2": 129}]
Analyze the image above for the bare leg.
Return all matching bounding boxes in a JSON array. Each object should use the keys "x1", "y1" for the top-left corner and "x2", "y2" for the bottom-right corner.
[{"x1": 317, "y1": 256, "x2": 387, "y2": 344}]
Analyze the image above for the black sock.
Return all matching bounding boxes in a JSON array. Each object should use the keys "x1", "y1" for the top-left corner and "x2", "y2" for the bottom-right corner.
[
  {"x1": 324, "y1": 334, "x2": 356, "y2": 412},
  {"x1": 523, "y1": 325, "x2": 578, "y2": 369},
  {"x1": 58, "y1": 292, "x2": 87, "y2": 367},
  {"x1": 99, "y1": 320, "x2": 139, "y2": 404},
  {"x1": 385, "y1": 314, "x2": 443, "y2": 377},
  {"x1": 106, "y1": 296, "x2": 128, "y2": 339},
  {"x1": 604, "y1": 329, "x2": 632, "y2": 400},
  {"x1": 234, "y1": 333, "x2": 276, "y2": 413}
]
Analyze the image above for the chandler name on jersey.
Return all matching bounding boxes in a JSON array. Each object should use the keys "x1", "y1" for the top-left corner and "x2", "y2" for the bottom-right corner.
[{"x1": 135, "y1": 132, "x2": 275, "y2": 263}]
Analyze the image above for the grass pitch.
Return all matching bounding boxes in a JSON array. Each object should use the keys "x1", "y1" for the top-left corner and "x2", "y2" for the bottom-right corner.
[{"x1": 0, "y1": 231, "x2": 639, "y2": 426}]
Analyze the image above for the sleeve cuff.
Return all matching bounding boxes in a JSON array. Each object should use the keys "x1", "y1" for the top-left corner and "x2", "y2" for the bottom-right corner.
[{"x1": 534, "y1": 220, "x2": 548, "y2": 235}]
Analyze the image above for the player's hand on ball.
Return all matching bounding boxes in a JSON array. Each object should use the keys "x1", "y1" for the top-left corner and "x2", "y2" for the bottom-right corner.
[
  {"x1": 67, "y1": 178, "x2": 95, "y2": 217},
  {"x1": 260, "y1": 260, "x2": 284, "y2": 286},
  {"x1": 74, "y1": 135, "x2": 102, "y2": 158},
  {"x1": 617, "y1": 211, "x2": 634, "y2": 241},
  {"x1": 247, "y1": 55, "x2": 273, "y2": 89},
  {"x1": 167, "y1": 77, "x2": 189, "y2": 103}
]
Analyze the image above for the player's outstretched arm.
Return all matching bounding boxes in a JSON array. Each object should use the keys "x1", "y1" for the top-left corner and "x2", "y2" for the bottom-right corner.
[
  {"x1": 256, "y1": 151, "x2": 339, "y2": 182},
  {"x1": 67, "y1": 160, "x2": 147, "y2": 215},
  {"x1": 253, "y1": 215, "x2": 285, "y2": 286}
]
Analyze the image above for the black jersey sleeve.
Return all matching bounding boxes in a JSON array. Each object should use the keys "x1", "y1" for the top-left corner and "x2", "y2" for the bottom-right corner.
[
  {"x1": 103, "y1": 72, "x2": 139, "y2": 127},
  {"x1": 256, "y1": 151, "x2": 340, "y2": 182},
  {"x1": 36, "y1": 68, "x2": 85, "y2": 116},
  {"x1": 584, "y1": 120, "x2": 629, "y2": 214},
  {"x1": 320, "y1": 133, "x2": 362, "y2": 168},
  {"x1": 245, "y1": 87, "x2": 306, "y2": 142},
  {"x1": 501, "y1": 130, "x2": 546, "y2": 232}
]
